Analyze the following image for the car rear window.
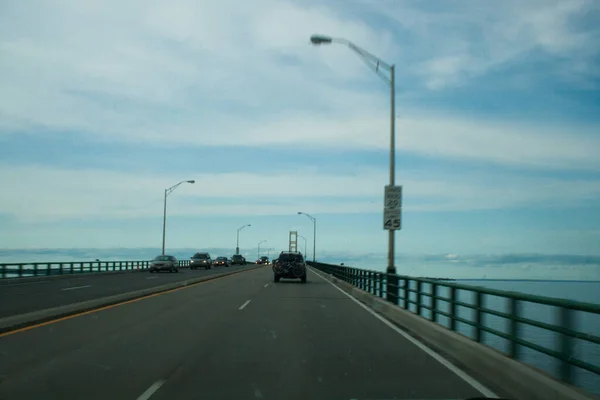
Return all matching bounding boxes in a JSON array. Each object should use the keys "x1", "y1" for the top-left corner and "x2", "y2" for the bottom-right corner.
[
  {"x1": 154, "y1": 255, "x2": 172, "y2": 261},
  {"x1": 193, "y1": 253, "x2": 209, "y2": 259},
  {"x1": 278, "y1": 253, "x2": 303, "y2": 262}
]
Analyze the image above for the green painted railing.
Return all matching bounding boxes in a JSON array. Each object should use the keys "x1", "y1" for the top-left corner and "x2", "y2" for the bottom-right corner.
[
  {"x1": 308, "y1": 261, "x2": 600, "y2": 390},
  {"x1": 0, "y1": 260, "x2": 192, "y2": 279}
]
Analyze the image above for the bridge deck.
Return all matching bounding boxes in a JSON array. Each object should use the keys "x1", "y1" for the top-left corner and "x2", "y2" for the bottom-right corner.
[
  {"x1": 0, "y1": 264, "x2": 248, "y2": 318},
  {"x1": 0, "y1": 266, "x2": 496, "y2": 400}
]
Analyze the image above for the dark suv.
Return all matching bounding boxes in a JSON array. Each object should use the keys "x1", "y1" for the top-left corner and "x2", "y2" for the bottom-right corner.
[
  {"x1": 231, "y1": 254, "x2": 247, "y2": 265},
  {"x1": 273, "y1": 251, "x2": 306, "y2": 283}
]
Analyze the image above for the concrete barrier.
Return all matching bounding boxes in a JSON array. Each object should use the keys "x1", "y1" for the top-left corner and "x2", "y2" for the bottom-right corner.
[
  {"x1": 314, "y1": 269, "x2": 600, "y2": 400},
  {"x1": 0, "y1": 265, "x2": 266, "y2": 334}
]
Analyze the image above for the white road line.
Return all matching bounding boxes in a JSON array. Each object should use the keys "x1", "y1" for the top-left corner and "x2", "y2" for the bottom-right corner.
[
  {"x1": 309, "y1": 267, "x2": 499, "y2": 399},
  {"x1": 239, "y1": 300, "x2": 251, "y2": 310},
  {"x1": 146, "y1": 276, "x2": 158, "y2": 280},
  {"x1": 264, "y1": 283, "x2": 269, "y2": 288},
  {"x1": 61, "y1": 285, "x2": 91, "y2": 291},
  {"x1": 136, "y1": 380, "x2": 166, "y2": 400}
]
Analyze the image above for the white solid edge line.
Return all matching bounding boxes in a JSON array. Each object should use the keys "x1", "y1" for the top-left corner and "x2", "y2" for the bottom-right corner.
[
  {"x1": 61, "y1": 285, "x2": 91, "y2": 291},
  {"x1": 136, "y1": 379, "x2": 166, "y2": 400},
  {"x1": 239, "y1": 300, "x2": 251, "y2": 310},
  {"x1": 309, "y1": 267, "x2": 499, "y2": 399},
  {"x1": 264, "y1": 283, "x2": 269, "y2": 287}
]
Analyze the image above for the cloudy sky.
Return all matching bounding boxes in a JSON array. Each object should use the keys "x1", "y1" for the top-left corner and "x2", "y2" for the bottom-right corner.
[{"x1": 1, "y1": 0, "x2": 599, "y2": 276}]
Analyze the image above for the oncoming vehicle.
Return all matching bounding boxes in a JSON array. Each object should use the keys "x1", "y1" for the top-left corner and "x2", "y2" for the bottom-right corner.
[
  {"x1": 214, "y1": 256, "x2": 229, "y2": 267},
  {"x1": 231, "y1": 254, "x2": 246, "y2": 265},
  {"x1": 190, "y1": 252, "x2": 212, "y2": 270},
  {"x1": 149, "y1": 255, "x2": 179, "y2": 273},
  {"x1": 256, "y1": 256, "x2": 270, "y2": 265},
  {"x1": 273, "y1": 251, "x2": 306, "y2": 283}
]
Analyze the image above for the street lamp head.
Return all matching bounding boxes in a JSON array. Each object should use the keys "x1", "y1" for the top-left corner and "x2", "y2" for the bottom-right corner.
[
  {"x1": 187, "y1": 180, "x2": 195, "y2": 184},
  {"x1": 297, "y1": 211, "x2": 302, "y2": 215},
  {"x1": 310, "y1": 34, "x2": 333, "y2": 45}
]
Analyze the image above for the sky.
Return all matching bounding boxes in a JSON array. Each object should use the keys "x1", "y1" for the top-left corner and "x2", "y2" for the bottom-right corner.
[{"x1": 1, "y1": 0, "x2": 599, "y2": 278}]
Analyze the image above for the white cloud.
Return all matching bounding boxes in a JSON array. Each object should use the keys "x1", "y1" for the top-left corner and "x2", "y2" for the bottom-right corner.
[
  {"x1": 376, "y1": 0, "x2": 600, "y2": 90},
  {"x1": 0, "y1": 0, "x2": 598, "y2": 174},
  {"x1": 1, "y1": 165, "x2": 599, "y2": 222}
]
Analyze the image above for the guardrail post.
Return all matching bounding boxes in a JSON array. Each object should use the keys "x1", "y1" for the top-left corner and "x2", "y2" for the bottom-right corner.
[
  {"x1": 509, "y1": 298, "x2": 520, "y2": 359},
  {"x1": 359, "y1": 270, "x2": 363, "y2": 290},
  {"x1": 1, "y1": 264, "x2": 5, "y2": 278},
  {"x1": 474, "y1": 291, "x2": 483, "y2": 343},
  {"x1": 19, "y1": 264, "x2": 23, "y2": 277},
  {"x1": 449, "y1": 287, "x2": 457, "y2": 331},
  {"x1": 386, "y1": 273, "x2": 398, "y2": 305},
  {"x1": 416, "y1": 280, "x2": 422, "y2": 315},
  {"x1": 378, "y1": 273, "x2": 384, "y2": 298},
  {"x1": 33, "y1": 263, "x2": 39, "y2": 276},
  {"x1": 558, "y1": 307, "x2": 574, "y2": 384},
  {"x1": 79, "y1": 263, "x2": 83, "y2": 273},
  {"x1": 403, "y1": 279, "x2": 409, "y2": 309},
  {"x1": 46, "y1": 263, "x2": 51, "y2": 276},
  {"x1": 431, "y1": 283, "x2": 438, "y2": 322},
  {"x1": 70, "y1": 263, "x2": 74, "y2": 274}
]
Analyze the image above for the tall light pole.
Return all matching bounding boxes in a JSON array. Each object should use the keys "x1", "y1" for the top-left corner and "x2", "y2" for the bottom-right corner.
[
  {"x1": 236, "y1": 224, "x2": 251, "y2": 255},
  {"x1": 297, "y1": 212, "x2": 316, "y2": 262},
  {"x1": 298, "y1": 235, "x2": 307, "y2": 258},
  {"x1": 162, "y1": 180, "x2": 195, "y2": 255},
  {"x1": 309, "y1": 34, "x2": 399, "y2": 300},
  {"x1": 257, "y1": 240, "x2": 267, "y2": 259}
]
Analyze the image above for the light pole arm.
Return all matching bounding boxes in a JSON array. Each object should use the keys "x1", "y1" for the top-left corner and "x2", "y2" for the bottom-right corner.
[
  {"x1": 166, "y1": 181, "x2": 187, "y2": 197},
  {"x1": 332, "y1": 38, "x2": 393, "y2": 85}
]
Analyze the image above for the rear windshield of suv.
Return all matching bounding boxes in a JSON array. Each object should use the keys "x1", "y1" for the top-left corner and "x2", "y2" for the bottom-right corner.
[
  {"x1": 278, "y1": 253, "x2": 303, "y2": 262},
  {"x1": 193, "y1": 253, "x2": 210, "y2": 259},
  {"x1": 232, "y1": 255, "x2": 243, "y2": 259}
]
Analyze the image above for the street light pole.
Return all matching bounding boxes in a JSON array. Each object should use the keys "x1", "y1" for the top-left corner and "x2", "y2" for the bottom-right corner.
[
  {"x1": 258, "y1": 240, "x2": 267, "y2": 259},
  {"x1": 162, "y1": 180, "x2": 195, "y2": 255},
  {"x1": 297, "y1": 212, "x2": 316, "y2": 262},
  {"x1": 298, "y1": 235, "x2": 307, "y2": 258},
  {"x1": 309, "y1": 34, "x2": 398, "y2": 300},
  {"x1": 236, "y1": 224, "x2": 251, "y2": 255}
]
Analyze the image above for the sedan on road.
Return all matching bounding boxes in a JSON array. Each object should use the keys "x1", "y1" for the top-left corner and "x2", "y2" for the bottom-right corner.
[
  {"x1": 256, "y1": 256, "x2": 270, "y2": 265},
  {"x1": 149, "y1": 255, "x2": 179, "y2": 273},
  {"x1": 213, "y1": 256, "x2": 230, "y2": 267}
]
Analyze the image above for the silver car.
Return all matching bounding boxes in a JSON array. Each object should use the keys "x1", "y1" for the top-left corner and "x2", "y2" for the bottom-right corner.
[{"x1": 149, "y1": 255, "x2": 179, "y2": 273}]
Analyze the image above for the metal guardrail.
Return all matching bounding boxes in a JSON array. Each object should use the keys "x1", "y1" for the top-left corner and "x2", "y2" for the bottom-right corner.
[
  {"x1": 308, "y1": 261, "x2": 600, "y2": 388},
  {"x1": 0, "y1": 260, "x2": 192, "y2": 279}
]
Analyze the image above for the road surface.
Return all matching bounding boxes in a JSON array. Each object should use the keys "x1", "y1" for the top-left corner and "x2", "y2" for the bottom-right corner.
[
  {"x1": 0, "y1": 265, "x2": 249, "y2": 318},
  {"x1": 0, "y1": 265, "x2": 497, "y2": 400}
]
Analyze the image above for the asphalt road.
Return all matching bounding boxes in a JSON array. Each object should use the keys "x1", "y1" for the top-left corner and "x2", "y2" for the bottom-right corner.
[
  {"x1": 0, "y1": 264, "x2": 250, "y2": 318},
  {"x1": 0, "y1": 266, "x2": 496, "y2": 400}
]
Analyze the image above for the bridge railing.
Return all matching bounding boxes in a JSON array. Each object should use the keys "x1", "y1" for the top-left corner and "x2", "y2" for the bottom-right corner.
[
  {"x1": 0, "y1": 260, "x2": 192, "y2": 279},
  {"x1": 308, "y1": 261, "x2": 600, "y2": 391}
]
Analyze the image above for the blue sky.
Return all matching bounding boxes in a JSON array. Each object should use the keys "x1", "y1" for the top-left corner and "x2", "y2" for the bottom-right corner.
[{"x1": 1, "y1": 0, "x2": 599, "y2": 278}]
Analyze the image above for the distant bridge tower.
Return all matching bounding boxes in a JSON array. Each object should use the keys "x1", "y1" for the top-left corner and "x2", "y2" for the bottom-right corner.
[{"x1": 289, "y1": 231, "x2": 298, "y2": 252}]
